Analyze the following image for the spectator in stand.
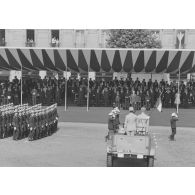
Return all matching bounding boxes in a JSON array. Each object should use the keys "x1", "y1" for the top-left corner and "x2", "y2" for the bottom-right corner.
[
  {"x1": 0, "y1": 75, "x2": 195, "y2": 110},
  {"x1": 31, "y1": 87, "x2": 37, "y2": 106},
  {"x1": 115, "y1": 91, "x2": 120, "y2": 108},
  {"x1": 130, "y1": 90, "x2": 136, "y2": 109},
  {"x1": 103, "y1": 86, "x2": 109, "y2": 107}
]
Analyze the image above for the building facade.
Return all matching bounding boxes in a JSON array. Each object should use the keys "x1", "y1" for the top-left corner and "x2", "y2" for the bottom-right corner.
[
  {"x1": 0, "y1": 29, "x2": 195, "y2": 81},
  {"x1": 0, "y1": 29, "x2": 107, "y2": 48}
]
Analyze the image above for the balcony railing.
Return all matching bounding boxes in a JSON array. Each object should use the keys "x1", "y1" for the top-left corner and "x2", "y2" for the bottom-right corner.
[
  {"x1": 50, "y1": 42, "x2": 60, "y2": 47},
  {"x1": 175, "y1": 43, "x2": 186, "y2": 49},
  {"x1": 0, "y1": 40, "x2": 6, "y2": 46},
  {"x1": 25, "y1": 42, "x2": 35, "y2": 47}
]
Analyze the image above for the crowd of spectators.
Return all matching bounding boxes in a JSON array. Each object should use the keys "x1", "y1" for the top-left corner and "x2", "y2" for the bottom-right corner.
[
  {"x1": 0, "y1": 76, "x2": 65, "y2": 106},
  {"x1": 0, "y1": 76, "x2": 195, "y2": 109}
]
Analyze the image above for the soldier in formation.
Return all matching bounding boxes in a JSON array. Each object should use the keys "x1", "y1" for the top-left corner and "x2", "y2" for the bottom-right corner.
[
  {"x1": 28, "y1": 103, "x2": 59, "y2": 141},
  {"x1": 0, "y1": 103, "x2": 14, "y2": 139},
  {"x1": 0, "y1": 103, "x2": 59, "y2": 141}
]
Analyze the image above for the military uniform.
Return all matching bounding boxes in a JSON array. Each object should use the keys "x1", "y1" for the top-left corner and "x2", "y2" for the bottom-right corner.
[
  {"x1": 10, "y1": 108, "x2": 14, "y2": 136},
  {"x1": 21, "y1": 111, "x2": 26, "y2": 138},
  {"x1": 0, "y1": 112, "x2": 3, "y2": 138},
  {"x1": 25, "y1": 109, "x2": 30, "y2": 137},
  {"x1": 18, "y1": 112, "x2": 23, "y2": 139},
  {"x1": 45, "y1": 109, "x2": 50, "y2": 136},
  {"x1": 13, "y1": 112, "x2": 20, "y2": 140},
  {"x1": 51, "y1": 107, "x2": 55, "y2": 134},
  {"x1": 28, "y1": 111, "x2": 35, "y2": 141},
  {"x1": 37, "y1": 111, "x2": 42, "y2": 139},
  {"x1": 35, "y1": 111, "x2": 39, "y2": 139},
  {"x1": 54, "y1": 104, "x2": 59, "y2": 133},
  {"x1": 47, "y1": 108, "x2": 52, "y2": 136},
  {"x1": 7, "y1": 110, "x2": 12, "y2": 137},
  {"x1": 3, "y1": 111, "x2": 7, "y2": 138}
]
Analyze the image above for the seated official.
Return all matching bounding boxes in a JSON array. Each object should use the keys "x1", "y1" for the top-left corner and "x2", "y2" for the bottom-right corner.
[{"x1": 124, "y1": 107, "x2": 137, "y2": 135}]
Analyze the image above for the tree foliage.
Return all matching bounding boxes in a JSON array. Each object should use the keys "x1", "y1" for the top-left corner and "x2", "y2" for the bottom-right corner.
[{"x1": 106, "y1": 29, "x2": 162, "y2": 48}]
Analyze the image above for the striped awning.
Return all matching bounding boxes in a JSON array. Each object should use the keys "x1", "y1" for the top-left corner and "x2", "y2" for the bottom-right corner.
[{"x1": 0, "y1": 48, "x2": 195, "y2": 73}]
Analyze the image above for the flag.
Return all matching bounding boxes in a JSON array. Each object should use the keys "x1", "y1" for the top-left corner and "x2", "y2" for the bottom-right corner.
[{"x1": 155, "y1": 97, "x2": 162, "y2": 112}]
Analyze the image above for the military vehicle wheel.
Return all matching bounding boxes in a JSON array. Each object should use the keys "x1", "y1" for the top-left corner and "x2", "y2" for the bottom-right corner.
[
  {"x1": 147, "y1": 156, "x2": 154, "y2": 167},
  {"x1": 107, "y1": 154, "x2": 113, "y2": 167}
]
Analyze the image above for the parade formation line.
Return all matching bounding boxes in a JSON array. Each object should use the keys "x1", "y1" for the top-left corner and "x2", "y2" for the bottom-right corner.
[{"x1": 0, "y1": 103, "x2": 59, "y2": 141}]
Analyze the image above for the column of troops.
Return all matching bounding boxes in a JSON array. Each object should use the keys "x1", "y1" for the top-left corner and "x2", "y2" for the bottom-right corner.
[{"x1": 0, "y1": 103, "x2": 59, "y2": 141}]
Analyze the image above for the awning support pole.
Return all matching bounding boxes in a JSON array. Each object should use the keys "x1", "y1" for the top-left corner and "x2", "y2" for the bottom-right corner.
[
  {"x1": 176, "y1": 32, "x2": 184, "y2": 114},
  {"x1": 21, "y1": 66, "x2": 22, "y2": 105},
  {"x1": 65, "y1": 71, "x2": 67, "y2": 111},
  {"x1": 87, "y1": 67, "x2": 89, "y2": 112}
]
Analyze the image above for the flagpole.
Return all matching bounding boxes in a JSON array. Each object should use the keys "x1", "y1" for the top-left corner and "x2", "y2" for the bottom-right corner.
[{"x1": 176, "y1": 32, "x2": 183, "y2": 114}]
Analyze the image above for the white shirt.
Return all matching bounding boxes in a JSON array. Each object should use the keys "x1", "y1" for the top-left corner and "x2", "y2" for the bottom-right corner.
[{"x1": 124, "y1": 112, "x2": 137, "y2": 132}]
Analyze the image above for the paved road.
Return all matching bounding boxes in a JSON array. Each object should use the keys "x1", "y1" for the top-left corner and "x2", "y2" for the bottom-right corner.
[
  {"x1": 0, "y1": 122, "x2": 194, "y2": 167},
  {"x1": 57, "y1": 106, "x2": 195, "y2": 127}
]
